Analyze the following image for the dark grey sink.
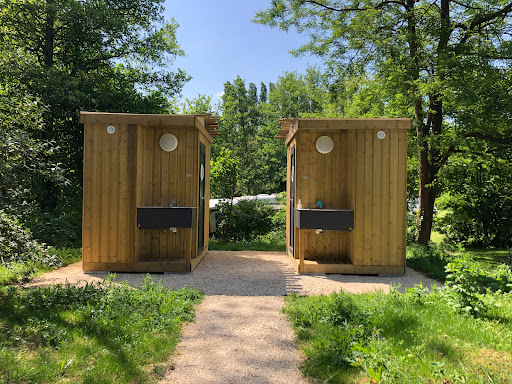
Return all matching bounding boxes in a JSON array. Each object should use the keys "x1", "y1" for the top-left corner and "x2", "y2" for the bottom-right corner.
[
  {"x1": 137, "y1": 207, "x2": 197, "y2": 229},
  {"x1": 295, "y1": 208, "x2": 354, "y2": 231}
]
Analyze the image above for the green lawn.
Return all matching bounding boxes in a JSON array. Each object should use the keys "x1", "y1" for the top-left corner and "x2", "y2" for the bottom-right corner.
[
  {"x1": 0, "y1": 276, "x2": 203, "y2": 384},
  {"x1": 285, "y1": 286, "x2": 512, "y2": 383}
]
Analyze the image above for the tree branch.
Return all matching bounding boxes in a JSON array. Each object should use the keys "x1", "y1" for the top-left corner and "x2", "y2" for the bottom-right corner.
[
  {"x1": 451, "y1": 0, "x2": 483, "y2": 10},
  {"x1": 460, "y1": 2, "x2": 512, "y2": 43},
  {"x1": 304, "y1": 0, "x2": 407, "y2": 12},
  {"x1": 465, "y1": 132, "x2": 512, "y2": 145}
]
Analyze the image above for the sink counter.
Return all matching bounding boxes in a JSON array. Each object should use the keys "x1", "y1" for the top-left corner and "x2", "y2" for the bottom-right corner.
[
  {"x1": 137, "y1": 207, "x2": 197, "y2": 229},
  {"x1": 295, "y1": 208, "x2": 354, "y2": 231}
]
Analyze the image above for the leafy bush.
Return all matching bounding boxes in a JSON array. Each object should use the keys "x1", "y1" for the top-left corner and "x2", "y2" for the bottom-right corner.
[
  {"x1": 406, "y1": 244, "x2": 451, "y2": 281},
  {"x1": 436, "y1": 152, "x2": 512, "y2": 248},
  {"x1": 444, "y1": 250, "x2": 512, "y2": 316},
  {"x1": 0, "y1": 211, "x2": 61, "y2": 283},
  {"x1": 215, "y1": 198, "x2": 275, "y2": 241}
]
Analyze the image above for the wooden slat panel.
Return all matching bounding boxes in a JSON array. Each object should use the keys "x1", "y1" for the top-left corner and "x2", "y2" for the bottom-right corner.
[
  {"x1": 107, "y1": 124, "x2": 120, "y2": 264},
  {"x1": 362, "y1": 130, "x2": 373, "y2": 265},
  {"x1": 389, "y1": 129, "x2": 399, "y2": 265},
  {"x1": 381, "y1": 130, "x2": 391, "y2": 265},
  {"x1": 82, "y1": 123, "x2": 94, "y2": 266},
  {"x1": 397, "y1": 129, "x2": 408, "y2": 265},
  {"x1": 372, "y1": 130, "x2": 382, "y2": 265},
  {"x1": 354, "y1": 130, "x2": 365, "y2": 265}
]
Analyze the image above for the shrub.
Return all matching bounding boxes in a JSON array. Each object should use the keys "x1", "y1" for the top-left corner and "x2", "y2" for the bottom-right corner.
[
  {"x1": 216, "y1": 199, "x2": 275, "y2": 241},
  {"x1": 0, "y1": 210, "x2": 61, "y2": 283}
]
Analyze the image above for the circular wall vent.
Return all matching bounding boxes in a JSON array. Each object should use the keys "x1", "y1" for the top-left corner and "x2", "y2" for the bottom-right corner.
[
  {"x1": 159, "y1": 133, "x2": 178, "y2": 152},
  {"x1": 106, "y1": 125, "x2": 115, "y2": 134},
  {"x1": 377, "y1": 131, "x2": 386, "y2": 139},
  {"x1": 316, "y1": 136, "x2": 334, "y2": 154}
]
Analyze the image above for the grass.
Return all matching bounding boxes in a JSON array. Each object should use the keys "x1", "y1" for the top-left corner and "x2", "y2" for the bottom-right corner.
[
  {"x1": 406, "y1": 243, "x2": 510, "y2": 283},
  {"x1": 0, "y1": 275, "x2": 203, "y2": 384},
  {"x1": 0, "y1": 248, "x2": 82, "y2": 287},
  {"x1": 284, "y1": 287, "x2": 512, "y2": 383},
  {"x1": 208, "y1": 232, "x2": 286, "y2": 252}
]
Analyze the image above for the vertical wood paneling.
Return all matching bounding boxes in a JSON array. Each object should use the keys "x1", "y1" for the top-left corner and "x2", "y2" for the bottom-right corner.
[
  {"x1": 362, "y1": 130, "x2": 373, "y2": 265},
  {"x1": 381, "y1": 130, "x2": 391, "y2": 265},
  {"x1": 372, "y1": 131, "x2": 382, "y2": 265},
  {"x1": 91, "y1": 125, "x2": 102, "y2": 263},
  {"x1": 397, "y1": 129, "x2": 408, "y2": 267},
  {"x1": 114, "y1": 124, "x2": 125, "y2": 263},
  {"x1": 83, "y1": 116, "x2": 213, "y2": 271},
  {"x1": 82, "y1": 123, "x2": 94, "y2": 265},
  {"x1": 389, "y1": 129, "x2": 399, "y2": 265},
  {"x1": 354, "y1": 130, "x2": 365, "y2": 265}
]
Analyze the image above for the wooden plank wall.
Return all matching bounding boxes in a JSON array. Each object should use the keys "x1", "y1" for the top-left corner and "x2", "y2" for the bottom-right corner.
[
  {"x1": 83, "y1": 122, "x2": 202, "y2": 270},
  {"x1": 134, "y1": 125, "x2": 198, "y2": 263},
  {"x1": 352, "y1": 128, "x2": 407, "y2": 267},
  {"x1": 82, "y1": 123, "x2": 137, "y2": 268},
  {"x1": 294, "y1": 130, "x2": 356, "y2": 264},
  {"x1": 289, "y1": 124, "x2": 407, "y2": 270}
]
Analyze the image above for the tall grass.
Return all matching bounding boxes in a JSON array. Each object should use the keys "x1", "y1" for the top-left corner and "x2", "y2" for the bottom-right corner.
[
  {"x1": 285, "y1": 286, "x2": 512, "y2": 383},
  {"x1": 0, "y1": 275, "x2": 203, "y2": 384}
]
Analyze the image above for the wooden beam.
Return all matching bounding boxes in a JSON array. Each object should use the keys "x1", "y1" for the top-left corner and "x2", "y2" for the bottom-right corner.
[
  {"x1": 298, "y1": 119, "x2": 412, "y2": 131},
  {"x1": 83, "y1": 261, "x2": 189, "y2": 272},
  {"x1": 302, "y1": 260, "x2": 405, "y2": 275}
]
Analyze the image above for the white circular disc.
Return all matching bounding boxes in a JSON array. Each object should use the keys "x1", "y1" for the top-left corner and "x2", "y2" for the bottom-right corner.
[
  {"x1": 159, "y1": 133, "x2": 178, "y2": 152},
  {"x1": 200, "y1": 164, "x2": 205, "y2": 181},
  {"x1": 106, "y1": 125, "x2": 115, "y2": 134},
  {"x1": 377, "y1": 131, "x2": 386, "y2": 139},
  {"x1": 316, "y1": 136, "x2": 334, "y2": 154}
]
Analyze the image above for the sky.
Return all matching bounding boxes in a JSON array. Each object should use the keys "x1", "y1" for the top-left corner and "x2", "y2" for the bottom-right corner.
[{"x1": 163, "y1": 1, "x2": 322, "y2": 105}]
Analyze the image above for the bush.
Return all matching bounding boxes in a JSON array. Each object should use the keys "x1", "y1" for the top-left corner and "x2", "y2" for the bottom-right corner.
[
  {"x1": 0, "y1": 210, "x2": 61, "y2": 284},
  {"x1": 216, "y1": 199, "x2": 275, "y2": 242}
]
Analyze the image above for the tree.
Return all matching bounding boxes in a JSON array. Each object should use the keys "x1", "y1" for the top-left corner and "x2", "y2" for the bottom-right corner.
[
  {"x1": 255, "y1": 0, "x2": 512, "y2": 245},
  {"x1": 259, "y1": 82, "x2": 268, "y2": 103},
  {"x1": 0, "y1": 0, "x2": 189, "y2": 245}
]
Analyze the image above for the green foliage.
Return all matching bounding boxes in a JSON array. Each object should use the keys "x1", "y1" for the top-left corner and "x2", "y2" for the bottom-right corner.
[
  {"x1": 0, "y1": 211, "x2": 62, "y2": 283},
  {"x1": 0, "y1": 0, "x2": 189, "y2": 246},
  {"x1": 255, "y1": 0, "x2": 512, "y2": 245},
  {"x1": 215, "y1": 199, "x2": 275, "y2": 242},
  {"x1": 445, "y1": 250, "x2": 512, "y2": 316},
  {"x1": 0, "y1": 276, "x2": 203, "y2": 383},
  {"x1": 437, "y1": 151, "x2": 512, "y2": 247},
  {"x1": 284, "y1": 285, "x2": 512, "y2": 383},
  {"x1": 406, "y1": 244, "x2": 451, "y2": 281}
]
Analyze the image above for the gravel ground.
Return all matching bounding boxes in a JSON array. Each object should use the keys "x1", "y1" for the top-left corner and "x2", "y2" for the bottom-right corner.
[{"x1": 28, "y1": 251, "x2": 441, "y2": 383}]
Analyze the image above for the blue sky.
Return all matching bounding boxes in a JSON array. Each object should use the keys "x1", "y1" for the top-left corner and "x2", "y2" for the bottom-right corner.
[{"x1": 164, "y1": 1, "x2": 321, "y2": 104}]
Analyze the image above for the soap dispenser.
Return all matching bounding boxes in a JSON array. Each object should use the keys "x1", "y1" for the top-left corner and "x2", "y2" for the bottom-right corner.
[{"x1": 297, "y1": 199, "x2": 302, "y2": 209}]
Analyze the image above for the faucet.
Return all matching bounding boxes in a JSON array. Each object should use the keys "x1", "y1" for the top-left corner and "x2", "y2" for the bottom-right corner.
[{"x1": 169, "y1": 198, "x2": 176, "y2": 207}]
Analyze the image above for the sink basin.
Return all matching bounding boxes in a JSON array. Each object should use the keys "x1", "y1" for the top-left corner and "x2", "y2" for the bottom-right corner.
[
  {"x1": 295, "y1": 208, "x2": 354, "y2": 231},
  {"x1": 137, "y1": 207, "x2": 197, "y2": 229}
]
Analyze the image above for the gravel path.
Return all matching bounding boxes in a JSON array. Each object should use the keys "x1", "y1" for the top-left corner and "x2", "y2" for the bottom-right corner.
[{"x1": 28, "y1": 251, "x2": 440, "y2": 383}]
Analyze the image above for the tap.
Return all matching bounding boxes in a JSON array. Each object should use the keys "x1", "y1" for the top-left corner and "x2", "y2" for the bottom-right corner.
[{"x1": 169, "y1": 199, "x2": 176, "y2": 207}]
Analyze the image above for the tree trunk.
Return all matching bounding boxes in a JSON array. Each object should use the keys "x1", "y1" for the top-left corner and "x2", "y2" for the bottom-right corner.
[{"x1": 43, "y1": 6, "x2": 56, "y2": 67}]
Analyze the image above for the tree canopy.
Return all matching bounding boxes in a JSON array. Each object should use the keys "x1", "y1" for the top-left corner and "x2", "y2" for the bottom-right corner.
[{"x1": 255, "y1": 0, "x2": 512, "y2": 244}]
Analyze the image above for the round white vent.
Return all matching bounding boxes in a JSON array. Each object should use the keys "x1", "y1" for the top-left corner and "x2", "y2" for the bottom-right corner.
[
  {"x1": 159, "y1": 133, "x2": 178, "y2": 152},
  {"x1": 316, "y1": 136, "x2": 334, "y2": 154},
  {"x1": 377, "y1": 131, "x2": 386, "y2": 139},
  {"x1": 106, "y1": 125, "x2": 115, "y2": 134}
]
